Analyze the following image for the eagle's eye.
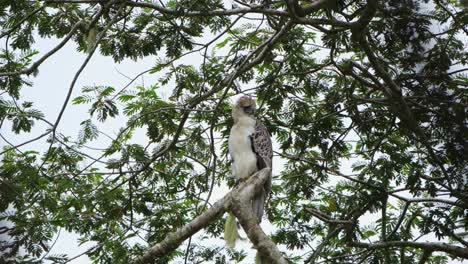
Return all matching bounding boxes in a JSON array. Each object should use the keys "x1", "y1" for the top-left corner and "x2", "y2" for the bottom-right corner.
[{"x1": 243, "y1": 105, "x2": 254, "y2": 114}]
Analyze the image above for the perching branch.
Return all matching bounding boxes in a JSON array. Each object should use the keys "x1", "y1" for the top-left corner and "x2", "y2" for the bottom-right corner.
[
  {"x1": 134, "y1": 168, "x2": 283, "y2": 264},
  {"x1": 229, "y1": 170, "x2": 286, "y2": 264}
]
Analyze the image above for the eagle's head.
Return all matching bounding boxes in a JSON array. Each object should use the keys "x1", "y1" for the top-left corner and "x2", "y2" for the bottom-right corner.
[
  {"x1": 235, "y1": 95, "x2": 256, "y2": 115},
  {"x1": 232, "y1": 95, "x2": 256, "y2": 122}
]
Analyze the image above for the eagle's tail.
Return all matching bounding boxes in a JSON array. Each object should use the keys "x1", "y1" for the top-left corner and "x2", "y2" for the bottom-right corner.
[
  {"x1": 224, "y1": 212, "x2": 239, "y2": 248},
  {"x1": 252, "y1": 187, "x2": 266, "y2": 223}
]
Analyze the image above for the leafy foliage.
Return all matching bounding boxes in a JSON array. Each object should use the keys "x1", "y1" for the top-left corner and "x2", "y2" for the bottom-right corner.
[{"x1": 0, "y1": 0, "x2": 467, "y2": 263}]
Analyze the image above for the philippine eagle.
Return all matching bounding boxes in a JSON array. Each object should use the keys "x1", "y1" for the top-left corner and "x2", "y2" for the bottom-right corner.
[{"x1": 225, "y1": 95, "x2": 273, "y2": 248}]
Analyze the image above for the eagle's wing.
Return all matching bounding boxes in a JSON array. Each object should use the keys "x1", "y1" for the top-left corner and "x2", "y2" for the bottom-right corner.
[
  {"x1": 250, "y1": 120, "x2": 273, "y2": 170},
  {"x1": 249, "y1": 120, "x2": 272, "y2": 223}
]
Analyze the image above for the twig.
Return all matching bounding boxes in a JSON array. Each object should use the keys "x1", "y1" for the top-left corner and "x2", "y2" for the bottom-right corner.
[
  {"x1": 39, "y1": 0, "x2": 123, "y2": 171},
  {"x1": 0, "y1": 4, "x2": 46, "y2": 39},
  {"x1": 352, "y1": 241, "x2": 468, "y2": 259},
  {"x1": 0, "y1": 20, "x2": 85, "y2": 77}
]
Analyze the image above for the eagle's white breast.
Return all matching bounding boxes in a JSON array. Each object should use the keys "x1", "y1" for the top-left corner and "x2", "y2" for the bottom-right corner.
[{"x1": 229, "y1": 116, "x2": 257, "y2": 180}]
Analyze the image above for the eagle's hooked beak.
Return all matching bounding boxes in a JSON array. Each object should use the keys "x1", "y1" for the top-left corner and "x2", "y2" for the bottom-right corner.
[{"x1": 243, "y1": 105, "x2": 254, "y2": 114}]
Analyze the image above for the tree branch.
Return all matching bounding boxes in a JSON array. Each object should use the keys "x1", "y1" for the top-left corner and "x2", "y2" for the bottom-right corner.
[
  {"x1": 134, "y1": 168, "x2": 280, "y2": 263},
  {"x1": 0, "y1": 20, "x2": 84, "y2": 77},
  {"x1": 0, "y1": 4, "x2": 45, "y2": 39},
  {"x1": 38, "y1": 1, "x2": 121, "y2": 171},
  {"x1": 304, "y1": 207, "x2": 353, "y2": 225},
  {"x1": 291, "y1": 0, "x2": 334, "y2": 17},
  {"x1": 230, "y1": 169, "x2": 286, "y2": 264},
  {"x1": 124, "y1": 0, "x2": 288, "y2": 17},
  {"x1": 352, "y1": 241, "x2": 468, "y2": 259}
]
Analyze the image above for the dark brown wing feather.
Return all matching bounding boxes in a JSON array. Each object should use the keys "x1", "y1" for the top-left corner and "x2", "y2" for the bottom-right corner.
[
  {"x1": 249, "y1": 120, "x2": 272, "y2": 170},
  {"x1": 249, "y1": 120, "x2": 272, "y2": 223}
]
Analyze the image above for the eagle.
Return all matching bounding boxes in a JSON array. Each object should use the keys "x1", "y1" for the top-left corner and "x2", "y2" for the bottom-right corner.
[{"x1": 225, "y1": 95, "x2": 273, "y2": 248}]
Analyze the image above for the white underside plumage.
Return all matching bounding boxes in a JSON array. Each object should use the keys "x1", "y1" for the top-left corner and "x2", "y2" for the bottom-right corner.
[{"x1": 229, "y1": 116, "x2": 257, "y2": 180}]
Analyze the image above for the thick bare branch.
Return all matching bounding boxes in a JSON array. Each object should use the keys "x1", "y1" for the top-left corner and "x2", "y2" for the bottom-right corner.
[
  {"x1": 298, "y1": 0, "x2": 334, "y2": 16},
  {"x1": 230, "y1": 169, "x2": 286, "y2": 264},
  {"x1": 134, "y1": 168, "x2": 278, "y2": 263},
  {"x1": 135, "y1": 195, "x2": 228, "y2": 263}
]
